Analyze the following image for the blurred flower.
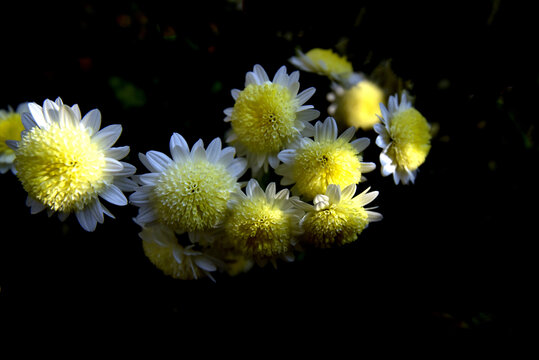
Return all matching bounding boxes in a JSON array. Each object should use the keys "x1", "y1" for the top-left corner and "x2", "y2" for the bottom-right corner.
[
  {"x1": 374, "y1": 93, "x2": 431, "y2": 184},
  {"x1": 224, "y1": 64, "x2": 319, "y2": 174},
  {"x1": 130, "y1": 134, "x2": 247, "y2": 233},
  {"x1": 139, "y1": 223, "x2": 219, "y2": 281},
  {"x1": 292, "y1": 184, "x2": 382, "y2": 248},
  {"x1": 224, "y1": 179, "x2": 303, "y2": 267},
  {"x1": 327, "y1": 79, "x2": 385, "y2": 131},
  {"x1": 289, "y1": 48, "x2": 353, "y2": 82},
  {"x1": 9, "y1": 98, "x2": 136, "y2": 231},
  {"x1": 276, "y1": 117, "x2": 375, "y2": 200},
  {"x1": 0, "y1": 103, "x2": 27, "y2": 174}
]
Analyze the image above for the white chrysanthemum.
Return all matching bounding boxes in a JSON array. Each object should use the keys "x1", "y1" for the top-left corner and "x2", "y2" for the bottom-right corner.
[
  {"x1": 130, "y1": 133, "x2": 247, "y2": 233},
  {"x1": 276, "y1": 117, "x2": 376, "y2": 200},
  {"x1": 292, "y1": 184, "x2": 382, "y2": 248},
  {"x1": 224, "y1": 179, "x2": 304, "y2": 267},
  {"x1": 139, "y1": 223, "x2": 219, "y2": 281},
  {"x1": 223, "y1": 64, "x2": 320, "y2": 174},
  {"x1": 8, "y1": 98, "x2": 137, "y2": 231},
  {"x1": 0, "y1": 103, "x2": 28, "y2": 174},
  {"x1": 374, "y1": 93, "x2": 431, "y2": 185}
]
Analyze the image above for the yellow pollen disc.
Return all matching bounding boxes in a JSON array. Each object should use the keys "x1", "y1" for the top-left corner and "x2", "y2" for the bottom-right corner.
[
  {"x1": 0, "y1": 113, "x2": 24, "y2": 154},
  {"x1": 292, "y1": 139, "x2": 363, "y2": 200},
  {"x1": 15, "y1": 123, "x2": 107, "y2": 212},
  {"x1": 142, "y1": 240, "x2": 204, "y2": 280},
  {"x1": 305, "y1": 48, "x2": 353, "y2": 75},
  {"x1": 231, "y1": 83, "x2": 298, "y2": 154},
  {"x1": 225, "y1": 199, "x2": 292, "y2": 259},
  {"x1": 302, "y1": 203, "x2": 369, "y2": 247},
  {"x1": 388, "y1": 108, "x2": 431, "y2": 171},
  {"x1": 336, "y1": 80, "x2": 384, "y2": 130},
  {"x1": 151, "y1": 160, "x2": 236, "y2": 233}
]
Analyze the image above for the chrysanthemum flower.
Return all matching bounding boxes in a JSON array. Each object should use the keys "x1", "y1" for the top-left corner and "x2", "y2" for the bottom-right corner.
[
  {"x1": 327, "y1": 79, "x2": 385, "y2": 131},
  {"x1": 130, "y1": 134, "x2": 247, "y2": 233},
  {"x1": 374, "y1": 93, "x2": 431, "y2": 184},
  {"x1": 289, "y1": 48, "x2": 353, "y2": 82},
  {"x1": 8, "y1": 98, "x2": 136, "y2": 231},
  {"x1": 223, "y1": 64, "x2": 319, "y2": 174},
  {"x1": 276, "y1": 117, "x2": 375, "y2": 200},
  {"x1": 292, "y1": 184, "x2": 382, "y2": 248},
  {"x1": 224, "y1": 179, "x2": 303, "y2": 266},
  {"x1": 139, "y1": 223, "x2": 219, "y2": 281},
  {"x1": 0, "y1": 104, "x2": 27, "y2": 174}
]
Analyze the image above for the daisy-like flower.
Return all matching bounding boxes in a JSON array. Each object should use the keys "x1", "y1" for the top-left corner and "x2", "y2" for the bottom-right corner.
[
  {"x1": 289, "y1": 48, "x2": 353, "y2": 82},
  {"x1": 139, "y1": 223, "x2": 219, "y2": 281},
  {"x1": 374, "y1": 93, "x2": 431, "y2": 184},
  {"x1": 130, "y1": 133, "x2": 247, "y2": 233},
  {"x1": 223, "y1": 64, "x2": 319, "y2": 174},
  {"x1": 223, "y1": 179, "x2": 303, "y2": 266},
  {"x1": 7, "y1": 98, "x2": 136, "y2": 231},
  {"x1": 327, "y1": 79, "x2": 385, "y2": 131},
  {"x1": 292, "y1": 184, "x2": 382, "y2": 248},
  {"x1": 0, "y1": 103, "x2": 27, "y2": 174},
  {"x1": 276, "y1": 117, "x2": 376, "y2": 200}
]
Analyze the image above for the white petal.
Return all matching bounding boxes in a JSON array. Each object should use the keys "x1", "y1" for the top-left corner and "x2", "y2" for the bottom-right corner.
[
  {"x1": 103, "y1": 158, "x2": 124, "y2": 172},
  {"x1": 170, "y1": 133, "x2": 189, "y2": 155},
  {"x1": 194, "y1": 257, "x2": 217, "y2": 272},
  {"x1": 129, "y1": 188, "x2": 151, "y2": 205},
  {"x1": 326, "y1": 184, "x2": 341, "y2": 204},
  {"x1": 246, "y1": 179, "x2": 260, "y2": 198},
  {"x1": 100, "y1": 184, "x2": 128, "y2": 206},
  {"x1": 226, "y1": 158, "x2": 247, "y2": 178},
  {"x1": 245, "y1": 72, "x2": 258, "y2": 86},
  {"x1": 5, "y1": 140, "x2": 18, "y2": 151},
  {"x1": 272, "y1": 65, "x2": 288, "y2": 86},
  {"x1": 296, "y1": 87, "x2": 315, "y2": 106},
  {"x1": 351, "y1": 138, "x2": 370, "y2": 153},
  {"x1": 115, "y1": 162, "x2": 137, "y2": 176},
  {"x1": 21, "y1": 112, "x2": 37, "y2": 130},
  {"x1": 43, "y1": 99, "x2": 60, "y2": 125},
  {"x1": 138, "y1": 153, "x2": 155, "y2": 172},
  {"x1": 81, "y1": 109, "x2": 102, "y2": 136},
  {"x1": 253, "y1": 64, "x2": 270, "y2": 83},
  {"x1": 355, "y1": 190, "x2": 379, "y2": 207},
  {"x1": 89, "y1": 199, "x2": 105, "y2": 224},
  {"x1": 231, "y1": 89, "x2": 240, "y2": 100},
  {"x1": 92, "y1": 124, "x2": 122, "y2": 150},
  {"x1": 28, "y1": 102, "x2": 47, "y2": 128},
  {"x1": 218, "y1": 146, "x2": 236, "y2": 166},
  {"x1": 367, "y1": 211, "x2": 383, "y2": 222},
  {"x1": 338, "y1": 127, "x2": 356, "y2": 143},
  {"x1": 360, "y1": 162, "x2": 377, "y2": 173},
  {"x1": 223, "y1": 108, "x2": 233, "y2": 116},
  {"x1": 146, "y1": 150, "x2": 173, "y2": 173},
  {"x1": 136, "y1": 206, "x2": 158, "y2": 225},
  {"x1": 76, "y1": 207, "x2": 98, "y2": 232},
  {"x1": 341, "y1": 184, "x2": 357, "y2": 201},
  {"x1": 105, "y1": 146, "x2": 130, "y2": 160},
  {"x1": 206, "y1": 137, "x2": 222, "y2": 163},
  {"x1": 191, "y1": 140, "x2": 207, "y2": 161},
  {"x1": 277, "y1": 149, "x2": 296, "y2": 163},
  {"x1": 70, "y1": 104, "x2": 82, "y2": 122},
  {"x1": 114, "y1": 177, "x2": 138, "y2": 192},
  {"x1": 268, "y1": 155, "x2": 280, "y2": 169},
  {"x1": 265, "y1": 182, "x2": 276, "y2": 199}
]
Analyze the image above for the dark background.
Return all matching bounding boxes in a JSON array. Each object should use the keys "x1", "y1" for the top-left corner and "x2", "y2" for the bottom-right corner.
[{"x1": 0, "y1": 0, "x2": 535, "y2": 335}]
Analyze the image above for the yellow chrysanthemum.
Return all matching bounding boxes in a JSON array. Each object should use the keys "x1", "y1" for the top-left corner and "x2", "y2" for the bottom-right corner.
[
  {"x1": 276, "y1": 117, "x2": 375, "y2": 200},
  {"x1": 328, "y1": 80, "x2": 385, "y2": 131},
  {"x1": 130, "y1": 134, "x2": 247, "y2": 233},
  {"x1": 0, "y1": 107, "x2": 25, "y2": 174},
  {"x1": 139, "y1": 224, "x2": 218, "y2": 281},
  {"x1": 224, "y1": 64, "x2": 319, "y2": 173},
  {"x1": 289, "y1": 48, "x2": 353, "y2": 80},
  {"x1": 9, "y1": 98, "x2": 136, "y2": 231},
  {"x1": 292, "y1": 184, "x2": 382, "y2": 248},
  {"x1": 374, "y1": 93, "x2": 431, "y2": 184},
  {"x1": 224, "y1": 179, "x2": 303, "y2": 266}
]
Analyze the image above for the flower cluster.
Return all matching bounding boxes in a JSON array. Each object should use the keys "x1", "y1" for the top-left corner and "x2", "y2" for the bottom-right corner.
[{"x1": 1, "y1": 47, "x2": 432, "y2": 281}]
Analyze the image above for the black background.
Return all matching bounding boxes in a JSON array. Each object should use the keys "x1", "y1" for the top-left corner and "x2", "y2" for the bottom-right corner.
[{"x1": 0, "y1": 0, "x2": 535, "y2": 335}]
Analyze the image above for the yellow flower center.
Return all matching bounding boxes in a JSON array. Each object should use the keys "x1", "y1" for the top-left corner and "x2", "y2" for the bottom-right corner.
[
  {"x1": 231, "y1": 83, "x2": 298, "y2": 154},
  {"x1": 305, "y1": 48, "x2": 353, "y2": 75},
  {"x1": 151, "y1": 160, "x2": 236, "y2": 233},
  {"x1": 0, "y1": 113, "x2": 24, "y2": 154},
  {"x1": 337, "y1": 80, "x2": 384, "y2": 130},
  {"x1": 15, "y1": 123, "x2": 107, "y2": 212},
  {"x1": 225, "y1": 198, "x2": 292, "y2": 259},
  {"x1": 302, "y1": 203, "x2": 369, "y2": 247},
  {"x1": 292, "y1": 139, "x2": 363, "y2": 200},
  {"x1": 388, "y1": 108, "x2": 431, "y2": 171}
]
